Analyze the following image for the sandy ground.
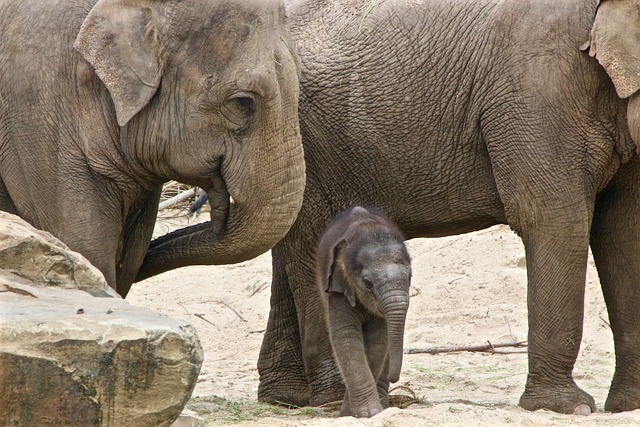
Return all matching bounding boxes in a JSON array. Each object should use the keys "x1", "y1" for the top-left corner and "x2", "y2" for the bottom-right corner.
[{"x1": 128, "y1": 209, "x2": 640, "y2": 426}]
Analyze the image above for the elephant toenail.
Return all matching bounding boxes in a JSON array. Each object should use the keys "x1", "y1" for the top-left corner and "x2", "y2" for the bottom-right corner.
[{"x1": 573, "y1": 404, "x2": 592, "y2": 415}]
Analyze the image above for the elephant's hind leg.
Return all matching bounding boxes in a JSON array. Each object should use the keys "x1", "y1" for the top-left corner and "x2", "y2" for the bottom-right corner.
[
  {"x1": 257, "y1": 243, "x2": 310, "y2": 407},
  {"x1": 517, "y1": 208, "x2": 596, "y2": 414},
  {"x1": 493, "y1": 155, "x2": 597, "y2": 413},
  {"x1": 591, "y1": 158, "x2": 640, "y2": 413}
]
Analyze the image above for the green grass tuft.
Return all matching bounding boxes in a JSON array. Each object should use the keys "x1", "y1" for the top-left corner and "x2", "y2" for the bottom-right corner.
[{"x1": 187, "y1": 395, "x2": 337, "y2": 426}]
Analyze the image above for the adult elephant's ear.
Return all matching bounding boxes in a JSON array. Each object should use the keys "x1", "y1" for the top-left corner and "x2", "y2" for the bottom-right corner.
[
  {"x1": 74, "y1": 0, "x2": 163, "y2": 126},
  {"x1": 584, "y1": 0, "x2": 640, "y2": 99}
]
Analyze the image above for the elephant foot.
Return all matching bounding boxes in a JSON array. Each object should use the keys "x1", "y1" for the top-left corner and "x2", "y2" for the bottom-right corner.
[
  {"x1": 258, "y1": 390, "x2": 310, "y2": 408},
  {"x1": 308, "y1": 383, "x2": 345, "y2": 407},
  {"x1": 605, "y1": 387, "x2": 640, "y2": 412},
  {"x1": 258, "y1": 361, "x2": 344, "y2": 407},
  {"x1": 377, "y1": 378, "x2": 390, "y2": 407},
  {"x1": 308, "y1": 362, "x2": 346, "y2": 407},
  {"x1": 519, "y1": 383, "x2": 596, "y2": 414},
  {"x1": 378, "y1": 391, "x2": 389, "y2": 408},
  {"x1": 340, "y1": 398, "x2": 384, "y2": 418},
  {"x1": 257, "y1": 377, "x2": 310, "y2": 407}
]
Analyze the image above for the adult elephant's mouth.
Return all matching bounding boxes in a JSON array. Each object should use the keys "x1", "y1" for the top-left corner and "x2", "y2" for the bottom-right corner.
[
  {"x1": 145, "y1": 162, "x2": 232, "y2": 252},
  {"x1": 205, "y1": 172, "x2": 232, "y2": 236}
]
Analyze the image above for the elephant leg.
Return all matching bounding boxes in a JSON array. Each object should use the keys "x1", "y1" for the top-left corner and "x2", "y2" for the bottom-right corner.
[
  {"x1": 329, "y1": 299, "x2": 383, "y2": 418},
  {"x1": 257, "y1": 241, "x2": 310, "y2": 406},
  {"x1": 517, "y1": 214, "x2": 596, "y2": 414},
  {"x1": 591, "y1": 159, "x2": 640, "y2": 413},
  {"x1": 340, "y1": 390, "x2": 352, "y2": 417},
  {"x1": 376, "y1": 363, "x2": 390, "y2": 408},
  {"x1": 0, "y1": 176, "x2": 18, "y2": 215},
  {"x1": 117, "y1": 188, "x2": 161, "y2": 297},
  {"x1": 364, "y1": 318, "x2": 390, "y2": 408}
]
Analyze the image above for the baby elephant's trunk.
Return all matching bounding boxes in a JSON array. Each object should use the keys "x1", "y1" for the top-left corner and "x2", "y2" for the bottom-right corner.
[{"x1": 381, "y1": 291, "x2": 410, "y2": 383}]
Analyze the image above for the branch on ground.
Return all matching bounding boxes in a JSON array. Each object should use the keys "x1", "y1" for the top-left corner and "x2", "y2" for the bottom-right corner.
[{"x1": 406, "y1": 340, "x2": 527, "y2": 355}]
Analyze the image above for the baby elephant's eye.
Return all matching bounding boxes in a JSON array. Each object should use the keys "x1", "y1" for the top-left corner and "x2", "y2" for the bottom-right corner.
[{"x1": 363, "y1": 279, "x2": 374, "y2": 291}]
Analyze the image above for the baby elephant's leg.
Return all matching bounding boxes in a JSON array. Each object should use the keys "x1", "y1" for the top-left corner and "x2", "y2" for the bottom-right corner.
[
  {"x1": 376, "y1": 361, "x2": 390, "y2": 407},
  {"x1": 365, "y1": 318, "x2": 390, "y2": 407},
  {"x1": 329, "y1": 299, "x2": 384, "y2": 417}
]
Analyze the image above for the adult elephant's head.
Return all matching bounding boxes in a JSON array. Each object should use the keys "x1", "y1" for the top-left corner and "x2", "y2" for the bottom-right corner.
[
  {"x1": 585, "y1": 0, "x2": 640, "y2": 146},
  {"x1": 74, "y1": 0, "x2": 305, "y2": 286}
]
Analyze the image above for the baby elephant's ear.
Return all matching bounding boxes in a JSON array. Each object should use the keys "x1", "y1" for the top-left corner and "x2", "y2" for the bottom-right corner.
[{"x1": 325, "y1": 240, "x2": 357, "y2": 307}]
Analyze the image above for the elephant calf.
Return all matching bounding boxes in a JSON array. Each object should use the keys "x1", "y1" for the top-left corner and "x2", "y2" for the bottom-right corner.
[{"x1": 316, "y1": 206, "x2": 411, "y2": 418}]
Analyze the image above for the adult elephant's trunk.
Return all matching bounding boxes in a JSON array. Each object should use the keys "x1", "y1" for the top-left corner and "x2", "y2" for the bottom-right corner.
[
  {"x1": 134, "y1": 119, "x2": 305, "y2": 285},
  {"x1": 381, "y1": 291, "x2": 410, "y2": 383}
]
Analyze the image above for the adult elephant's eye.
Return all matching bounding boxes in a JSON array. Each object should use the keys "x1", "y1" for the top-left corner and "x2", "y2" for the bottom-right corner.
[
  {"x1": 222, "y1": 93, "x2": 256, "y2": 131},
  {"x1": 228, "y1": 96, "x2": 255, "y2": 117}
]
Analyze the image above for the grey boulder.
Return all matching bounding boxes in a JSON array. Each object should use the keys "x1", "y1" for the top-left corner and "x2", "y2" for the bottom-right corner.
[{"x1": 0, "y1": 213, "x2": 203, "y2": 426}]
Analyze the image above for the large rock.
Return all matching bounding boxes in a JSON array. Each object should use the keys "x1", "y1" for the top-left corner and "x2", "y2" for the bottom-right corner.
[
  {"x1": 0, "y1": 211, "x2": 116, "y2": 297},
  {"x1": 0, "y1": 213, "x2": 203, "y2": 426}
]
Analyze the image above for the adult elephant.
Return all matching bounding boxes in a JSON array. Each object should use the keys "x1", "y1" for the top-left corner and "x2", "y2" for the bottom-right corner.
[
  {"x1": 256, "y1": 0, "x2": 640, "y2": 415},
  {"x1": 0, "y1": 0, "x2": 305, "y2": 297}
]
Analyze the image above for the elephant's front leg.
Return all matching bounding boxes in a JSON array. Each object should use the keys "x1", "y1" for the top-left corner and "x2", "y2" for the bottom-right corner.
[
  {"x1": 329, "y1": 295, "x2": 384, "y2": 418},
  {"x1": 364, "y1": 318, "x2": 390, "y2": 407},
  {"x1": 591, "y1": 158, "x2": 640, "y2": 413},
  {"x1": 118, "y1": 188, "x2": 162, "y2": 297},
  {"x1": 518, "y1": 217, "x2": 596, "y2": 414}
]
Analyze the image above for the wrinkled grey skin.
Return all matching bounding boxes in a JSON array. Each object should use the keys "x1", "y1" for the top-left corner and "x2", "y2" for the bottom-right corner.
[
  {"x1": 257, "y1": 0, "x2": 640, "y2": 415},
  {"x1": 0, "y1": 0, "x2": 305, "y2": 296},
  {"x1": 316, "y1": 206, "x2": 411, "y2": 418}
]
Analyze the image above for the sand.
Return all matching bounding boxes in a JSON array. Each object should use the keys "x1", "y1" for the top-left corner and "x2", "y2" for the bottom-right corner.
[{"x1": 128, "y1": 210, "x2": 640, "y2": 426}]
